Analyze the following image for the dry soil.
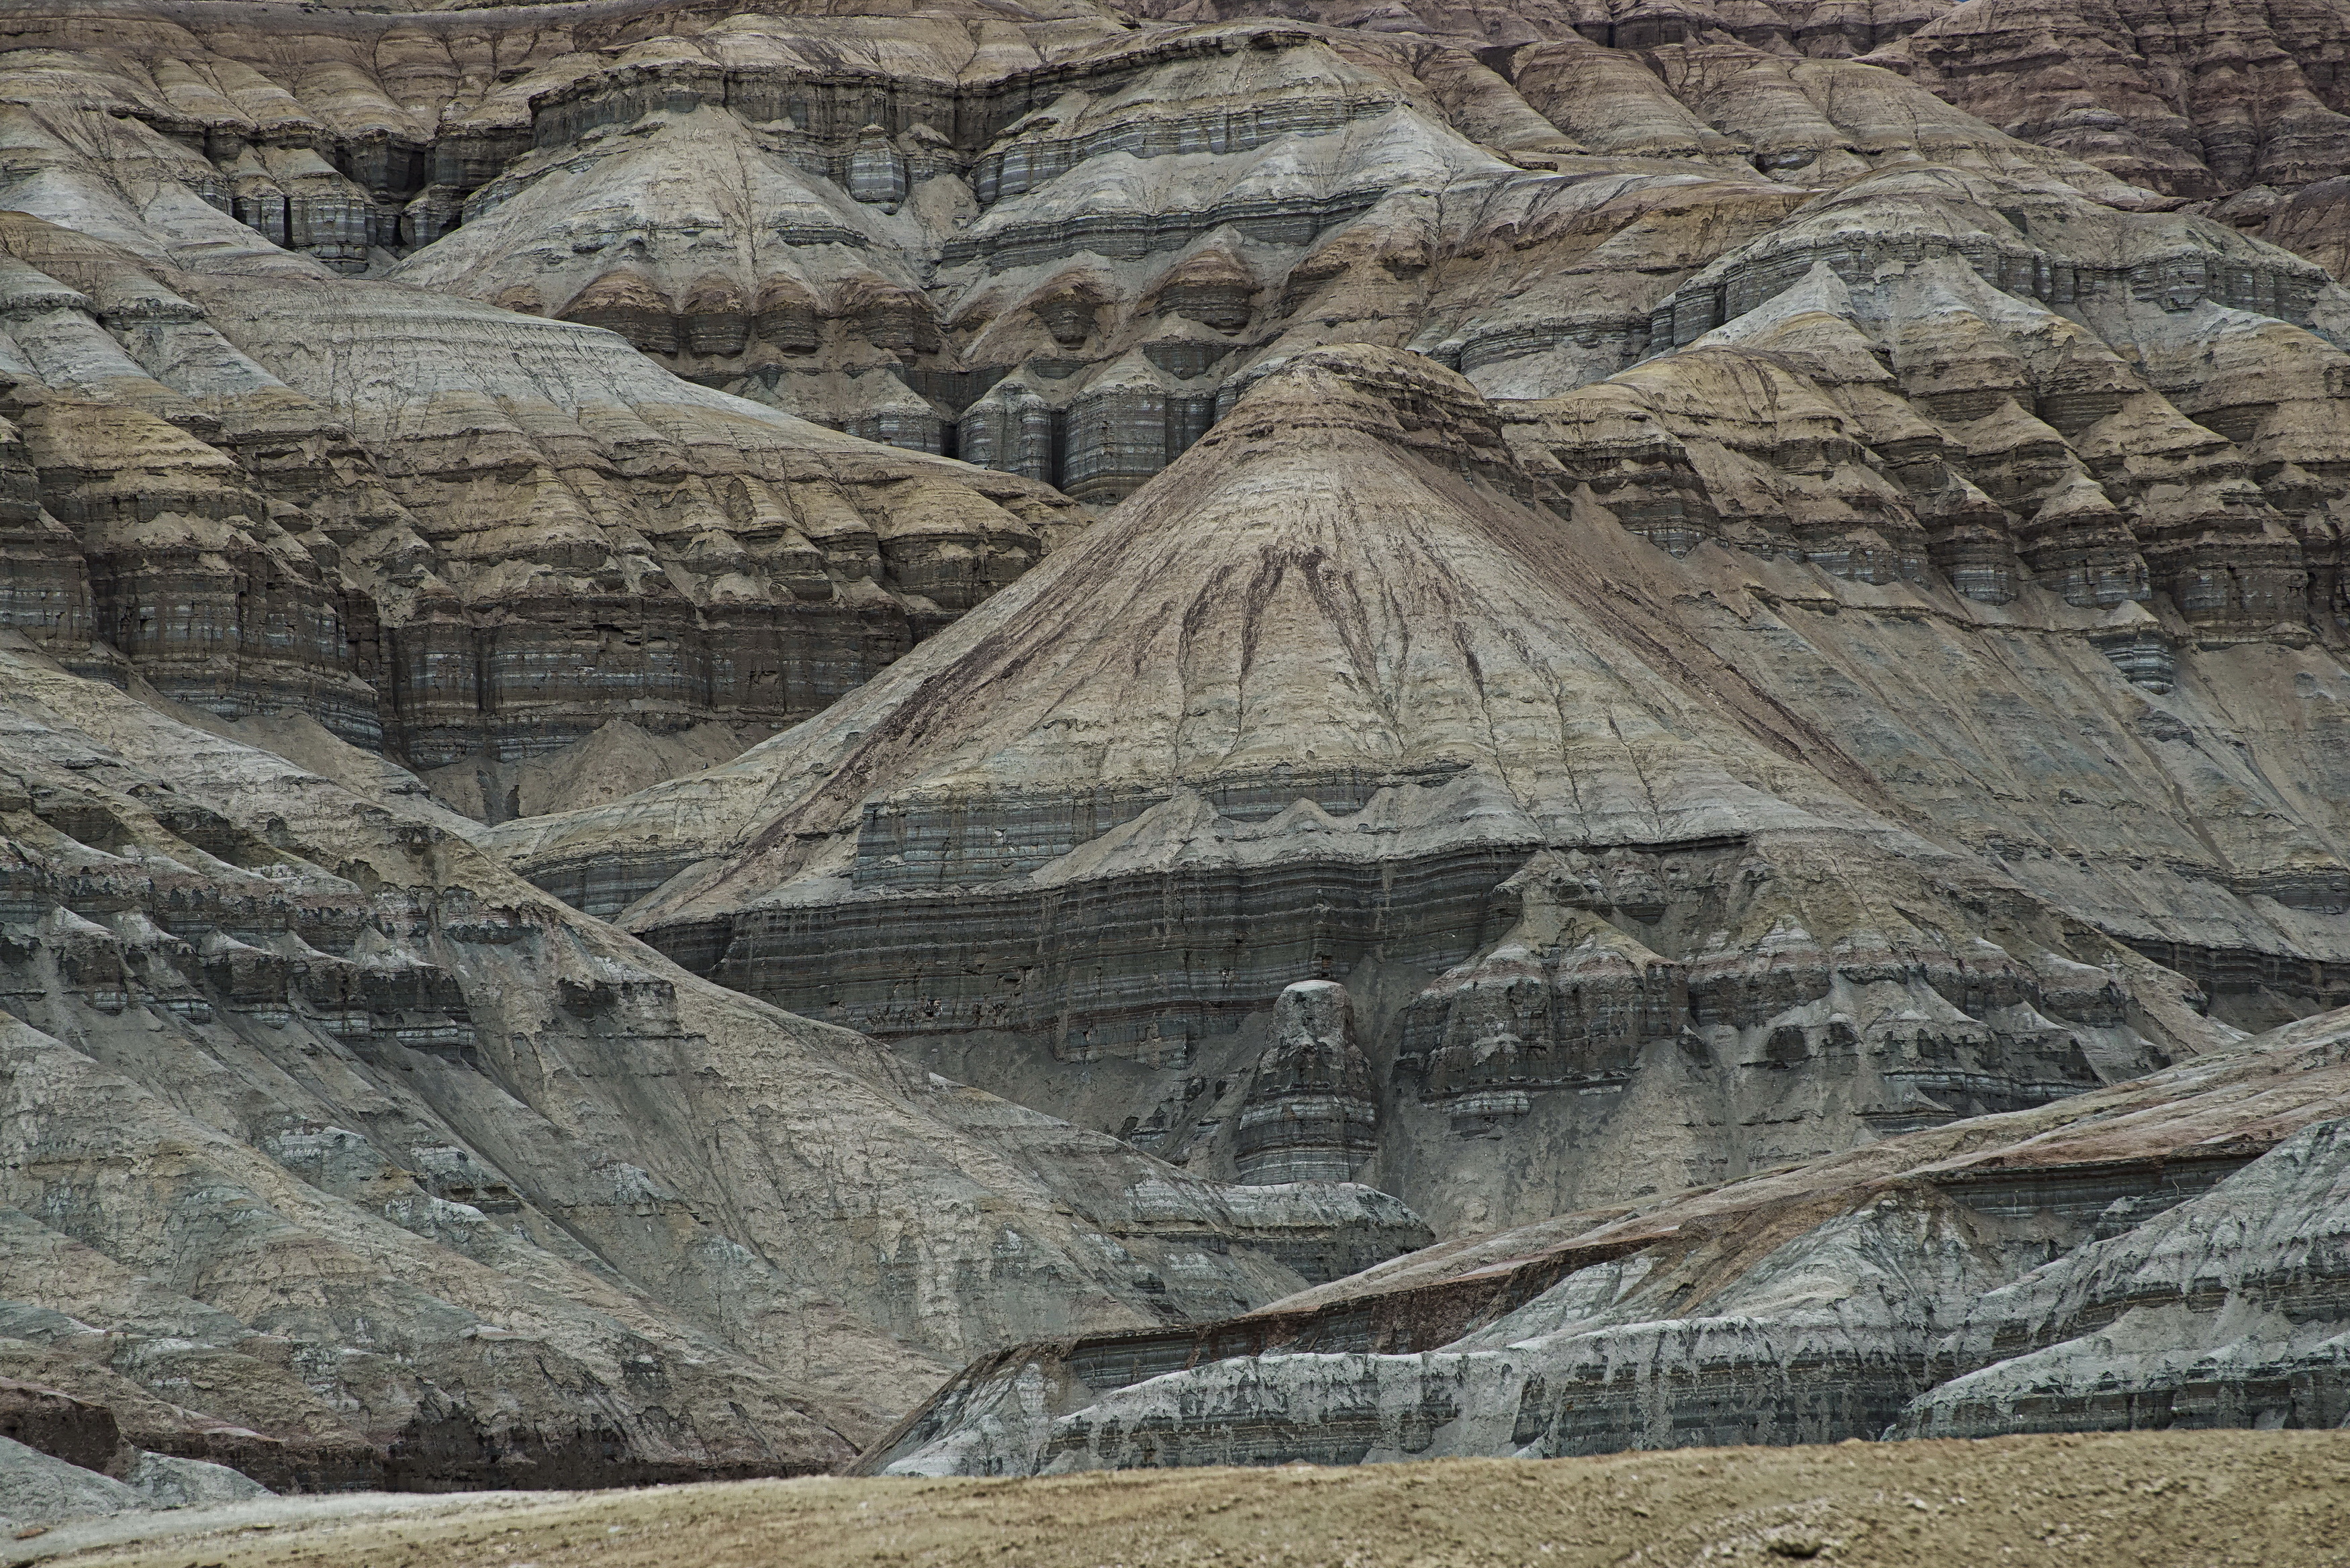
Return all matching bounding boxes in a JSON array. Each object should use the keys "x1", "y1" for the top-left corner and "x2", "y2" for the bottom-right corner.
[{"x1": 8, "y1": 1430, "x2": 2346, "y2": 1568}]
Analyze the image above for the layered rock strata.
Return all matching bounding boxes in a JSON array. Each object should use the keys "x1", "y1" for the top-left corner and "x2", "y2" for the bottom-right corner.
[
  {"x1": 0, "y1": 0, "x2": 2189, "y2": 501},
  {"x1": 1906, "y1": 1112, "x2": 2350, "y2": 1437},
  {"x1": 1232, "y1": 981, "x2": 1380, "y2": 1183},
  {"x1": 857, "y1": 1006, "x2": 2350, "y2": 1475},
  {"x1": 492, "y1": 342, "x2": 2350, "y2": 1239},
  {"x1": 396, "y1": 12, "x2": 2175, "y2": 500},
  {"x1": 0, "y1": 194, "x2": 1084, "y2": 809},
  {"x1": 20, "y1": 0, "x2": 2350, "y2": 524},
  {"x1": 12, "y1": 0, "x2": 2350, "y2": 808},
  {"x1": 0, "y1": 1430, "x2": 267, "y2": 1534},
  {"x1": 0, "y1": 640, "x2": 1427, "y2": 1490}
]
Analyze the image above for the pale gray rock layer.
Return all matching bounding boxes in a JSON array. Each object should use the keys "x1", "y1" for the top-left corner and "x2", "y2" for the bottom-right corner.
[
  {"x1": 1231, "y1": 981, "x2": 1380, "y2": 1184},
  {"x1": 6, "y1": 0, "x2": 2350, "y2": 1496},
  {"x1": 0, "y1": 640, "x2": 1426, "y2": 1491},
  {"x1": 498, "y1": 340, "x2": 2342, "y2": 1240},
  {"x1": 861, "y1": 1010, "x2": 2350, "y2": 1475},
  {"x1": 0, "y1": 1436, "x2": 264, "y2": 1532}
]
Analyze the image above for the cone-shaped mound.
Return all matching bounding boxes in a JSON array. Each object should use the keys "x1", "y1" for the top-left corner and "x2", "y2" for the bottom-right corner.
[{"x1": 498, "y1": 348, "x2": 2239, "y2": 1233}]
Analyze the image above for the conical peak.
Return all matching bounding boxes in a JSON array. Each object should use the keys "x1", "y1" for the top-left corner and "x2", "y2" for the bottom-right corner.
[{"x1": 1201, "y1": 345, "x2": 1512, "y2": 477}]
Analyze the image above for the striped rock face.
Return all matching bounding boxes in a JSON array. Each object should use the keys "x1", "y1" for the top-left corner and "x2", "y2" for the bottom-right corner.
[
  {"x1": 9, "y1": 0, "x2": 2350, "y2": 807},
  {"x1": 498, "y1": 340, "x2": 2348, "y2": 1241},
  {"x1": 862, "y1": 1009, "x2": 2350, "y2": 1475},
  {"x1": 7, "y1": 0, "x2": 2350, "y2": 1502},
  {"x1": 0, "y1": 640, "x2": 1427, "y2": 1491}
]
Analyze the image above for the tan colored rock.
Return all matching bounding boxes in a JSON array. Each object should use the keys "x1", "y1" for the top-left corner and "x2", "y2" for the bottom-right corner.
[
  {"x1": 13, "y1": 0, "x2": 2350, "y2": 1487},
  {"x1": 496, "y1": 345, "x2": 2350, "y2": 1246},
  {"x1": 0, "y1": 208, "x2": 1087, "y2": 803}
]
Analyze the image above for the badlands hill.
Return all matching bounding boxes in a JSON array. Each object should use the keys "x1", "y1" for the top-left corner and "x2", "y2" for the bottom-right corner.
[
  {"x1": 507, "y1": 336, "x2": 2348, "y2": 1232},
  {"x1": 0, "y1": 0, "x2": 2347, "y2": 1511}
]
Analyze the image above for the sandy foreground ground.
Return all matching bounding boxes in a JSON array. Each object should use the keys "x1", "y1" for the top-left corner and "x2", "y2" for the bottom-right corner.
[{"x1": 7, "y1": 1431, "x2": 2344, "y2": 1568}]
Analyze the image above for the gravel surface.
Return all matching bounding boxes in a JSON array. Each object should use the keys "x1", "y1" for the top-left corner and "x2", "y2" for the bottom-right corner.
[{"x1": 9, "y1": 1430, "x2": 2345, "y2": 1568}]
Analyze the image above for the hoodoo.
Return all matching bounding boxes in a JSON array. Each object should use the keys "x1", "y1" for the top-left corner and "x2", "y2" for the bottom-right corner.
[{"x1": 1235, "y1": 981, "x2": 1381, "y2": 1184}]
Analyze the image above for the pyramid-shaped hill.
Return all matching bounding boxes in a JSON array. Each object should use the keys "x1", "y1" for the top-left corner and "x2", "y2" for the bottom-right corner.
[{"x1": 498, "y1": 346, "x2": 2293, "y2": 1233}]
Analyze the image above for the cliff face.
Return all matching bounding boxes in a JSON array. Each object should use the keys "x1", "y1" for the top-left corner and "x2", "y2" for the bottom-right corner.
[
  {"x1": 384, "y1": 8, "x2": 2179, "y2": 501},
  {"x1": 0, "y1": 60, "x2": 1089, "y2": 812},
  {"x1": 0, "y1": 209, "x2": 1081, "y2": 788},
  {"x1": 859, "y1": 1006, "x2": 2350, "y2": 1475},
  {"x1": 0, "y1": 0, "x2": 2184, "y2": 516},
  {"x1": 19, "y1": 0, "x2": 2343, "y2": 504},
  {"x1": 12, "y1": 0, "x2": 2350, "y2": 789}
]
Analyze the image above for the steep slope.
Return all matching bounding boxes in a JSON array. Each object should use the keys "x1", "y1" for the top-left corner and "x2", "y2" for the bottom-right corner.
[
  {"x1": 859, "y1": 1004, "x2": 2350, "y2": 1474},
  {"x1": 381, "y1": 5, "x2": 2163, "y2": 497},
  {"x1": 7, "y1": 0, "x2": 2350, "y2": 1491},
  {"x1": 496, "y1": 336, "x2": 2350, "y2": 1236},
  {"x1": 7, "y1": 0, "x2": 2350, "y2": 807},
  {"x1": 0, "y1": 638, "x2": 1425, "y2": 1487},
  {"x1": 0, "y1": 0, "x2": 2183, "y2": 510}
]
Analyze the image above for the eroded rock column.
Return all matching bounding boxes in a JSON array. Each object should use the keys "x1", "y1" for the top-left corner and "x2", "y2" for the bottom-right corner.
[{"x1": 1235, "y1": 980, "x2": 1378, "y2": 1184}]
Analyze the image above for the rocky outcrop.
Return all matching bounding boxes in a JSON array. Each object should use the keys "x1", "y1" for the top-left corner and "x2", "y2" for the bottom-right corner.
[
  {"x1": 1880, "y1": 1, "x2": 2350, "y2": 253},
  {"x1": 0, "y1": 1379, "x2": 117, "y2": 1475},
  {"x1": 0, "y1": 1434, "x2": 268, "y2": 1533},
  {"x1": 13, "y1": 0, "x2": 2350, "y2": 519},
  {"x1": 857, "y1": 1006, "x2": 2350, "y2": 1474},
  {"x1": 420, "y1": 720, "x2": 760, "y2": 826},
  {"x1": 1235, "y1": 981, "x2": 1380, "y2": 1183},
  {"x1": 10, "y1": 0, "x2": 2350, "y2": 804},
  {"x1": 1905, "y1": 1112, "x2": 2350, "y2": 1436},
  {"x1": 0, "y1": 1374, "x2": 275, "y2": 1530},
  {"x1": 13, "y1": 0, "x2": 2350, "y2": 1498},
  {"x1": 0, "y1": 640, "x2": 1427, "y2": 1491},
  {"x1": 0, "y1": 0, "x2": 2168, "y2": 505}
]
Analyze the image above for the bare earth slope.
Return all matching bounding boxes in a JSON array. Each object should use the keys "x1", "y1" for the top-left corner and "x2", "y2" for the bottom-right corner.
[
  {"x1": 862, "y1": 1003, "x2": 2350, "y2": 1474},
  {"x1": 500, "y1": 339, "x2": 2345, "y2": 1234},
  {"x1": 7, "y1": 0, "x2": 2350, "y2": 1505},
  {"x1": 0, "y1": 638, "x2": 1424, "y2": 1487},
  {"x1": 13, "y1": 0, "x2": 2350, "y2": 795}
]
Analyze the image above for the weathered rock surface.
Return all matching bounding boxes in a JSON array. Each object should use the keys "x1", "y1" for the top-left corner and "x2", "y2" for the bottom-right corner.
[
  {"x1": 1233, "y1": 981, "x2": 1380, "y2": 1183},
  {"x1": 420, "y1": 720, "x2": 759, "y2": 826},
  {"x1": 0, "y1": 1377, "x2": 118, "y2": 1475},
  {"x1": 385, "y1": 5, "x2": 2169, "y2": 501},
  {"x1": 0, "y1": 1435, "x2": 146, "y2": 1531},
  {"x1": 858, "y1": 1005, "x2": 2350, "y2": 1474},
  {"x1": 1880, "y1": 0, "x2": 2350, "y2": 259},
  {"x1": 7, "y1": 0, "x2": 2350, "y2": 807},
  {"x1": 0, "y1": 638, "x2": 1426, "y2": 1492},
  {"x1": 1904, "y1": 1106, "x2": 2350, "y2": 1436},
  {"x1": 500, "y1": 338, "x2": 2350, "y2": 1237},
  {"x1": 0, "y1": 182, "x2": 1085, "y2": 809},
  {"x1": 11, "y1": 0, "x2": 2350, "y2": 1495},
  {"x1": 0, "y1": 1434, "x2": 269, "y2": 1532},
  {"x1": 0, "y1": 0, "x2": 2191, "y2": 513}
]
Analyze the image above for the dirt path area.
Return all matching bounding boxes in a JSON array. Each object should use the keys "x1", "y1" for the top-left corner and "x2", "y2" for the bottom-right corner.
[{"x1": 13, "y1": 1430, "x2": 2346, "y2": 1568}]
